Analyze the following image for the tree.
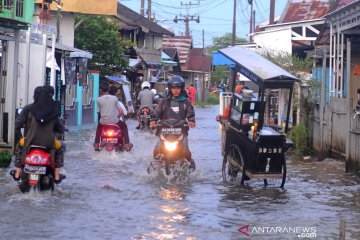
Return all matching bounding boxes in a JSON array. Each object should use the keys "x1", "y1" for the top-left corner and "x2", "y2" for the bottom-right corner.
[
  {"x1": 74, "y1": 15, "x2": 134, "y2": 76},
  {"x1": 210, "y1": 33, "x2": 247, "y2": 52}
]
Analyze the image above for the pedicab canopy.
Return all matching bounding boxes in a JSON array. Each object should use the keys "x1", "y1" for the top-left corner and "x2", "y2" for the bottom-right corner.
[{"x1": 218, "y1": 46, "x2": 299, "y2": 89}]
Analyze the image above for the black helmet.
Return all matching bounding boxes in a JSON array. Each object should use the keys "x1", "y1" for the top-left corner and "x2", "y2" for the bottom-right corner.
[{"x1": 168, "y1": 75, "x2": 185, "y2": 90}]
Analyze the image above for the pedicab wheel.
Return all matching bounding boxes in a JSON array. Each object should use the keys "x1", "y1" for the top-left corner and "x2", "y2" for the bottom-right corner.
[
  {"x1": 222, "y1": 145, "x2": 246, "y2": 185},
  {"x1": 264, "y1": 159, "x2": 287, "y2": 189}
]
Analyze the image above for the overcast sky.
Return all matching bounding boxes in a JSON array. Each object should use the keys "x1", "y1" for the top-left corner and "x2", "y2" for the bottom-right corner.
[{"x1": 121, "y1": 0, "x2": 289, "y2": 47}]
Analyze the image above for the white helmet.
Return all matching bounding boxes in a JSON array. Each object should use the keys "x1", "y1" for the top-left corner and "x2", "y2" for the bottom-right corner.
[
  {"x1": 141, "y1": 81, "x2": 151, "y2": 90},
  {"x1": 151, "y1": 89, "x2": 157, "y2": 95}
]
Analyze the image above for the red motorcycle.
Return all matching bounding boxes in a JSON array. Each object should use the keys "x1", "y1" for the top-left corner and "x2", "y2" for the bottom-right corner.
[
  {"x1": 18, "y1": 146, "x2": 59, "y2": 192},
  {"x1": 100, "y1": 124, "x2": 124, "y2": 151}
]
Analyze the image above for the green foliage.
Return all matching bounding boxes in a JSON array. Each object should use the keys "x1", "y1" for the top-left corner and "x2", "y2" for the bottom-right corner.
[
  {"x1": 260, "y1": 49, "x2": 313, "y2": 75},
  {"x1": 74, "y1": 15, "x2": 134, "y2": 76},
  {"x1": 0, "y1": 150, "x2": 12, "y2": 167},
  {"x1": 206, "y1": 94, "x2": 220, "y2": 105},
  {"x1": 210, "y1": 33, "x2": 247, "y2": 52},
  {"x1": 210, "y1": 65, "x2": 229, "y2": 85},
  {"x1": 288, "y1": 124, "x2": 312, "y2": 158}
]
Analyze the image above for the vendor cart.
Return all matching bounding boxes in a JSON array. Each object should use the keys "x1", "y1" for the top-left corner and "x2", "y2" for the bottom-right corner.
[{"x1": 217, "y1": 47, "x2": 298, "y2": 188}]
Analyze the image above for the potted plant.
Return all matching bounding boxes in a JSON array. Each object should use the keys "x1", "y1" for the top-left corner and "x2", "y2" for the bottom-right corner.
[{"x1": 0, "y1": 150, "x2": 12, "y2": 168}]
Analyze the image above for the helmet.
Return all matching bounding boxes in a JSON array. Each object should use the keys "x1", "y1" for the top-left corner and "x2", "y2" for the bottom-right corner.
[
  {"x1": 151, "y1": 89, "x2": 157, "y2": 95},
  {"x1": 141, "y1": 81, "x2": 151, "y2": 90},
  {"x1": 168, "y1": 75, "x2": 185, "y2": 90}
]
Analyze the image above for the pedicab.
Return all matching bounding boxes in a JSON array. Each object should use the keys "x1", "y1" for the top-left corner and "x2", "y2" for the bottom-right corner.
[{"x1": 217, "y1": 47, "x2": 298, "y2": 189}]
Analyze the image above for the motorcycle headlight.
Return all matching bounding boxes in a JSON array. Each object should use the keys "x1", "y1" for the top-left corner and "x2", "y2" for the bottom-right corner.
[{"x1": 164, "y1": 141, "x2": 178, "y2": 151}]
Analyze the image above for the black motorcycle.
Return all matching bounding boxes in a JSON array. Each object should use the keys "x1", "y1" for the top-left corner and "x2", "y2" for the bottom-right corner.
[{"x1": 148, "y1": 119, "x2": 191, "y2": 175}]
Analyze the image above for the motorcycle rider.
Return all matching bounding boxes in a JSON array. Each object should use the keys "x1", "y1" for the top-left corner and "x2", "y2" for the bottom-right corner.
[
  {"x1": 10, "y1": 85, "x2": 66, "y2": 184},
  {"x1": 136, "y1": 81, "x2": 155, "y2": 129},
  {"x1": 109, "y1": 85, "x2": 133, "y2": 150},
  {"x1": 150, "y1": 75, "x2": 196, "y2": 170},
  {"x1": 93, "y1": 81, "x2": 133, "y2": 151}
]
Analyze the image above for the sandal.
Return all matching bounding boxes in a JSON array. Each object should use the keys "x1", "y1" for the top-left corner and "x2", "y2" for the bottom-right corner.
[
  {"x1": 10, "y1": 170, "x2": 20, "y2": 181},
  {"x1": 125, "y1": 143, "x2": 133, "y2": 152},
  {"x1": 54, "y1": 174, "x2": 66, "y2": 184},
  {"x1": 93, "y1": 143, "x2": 100, "y2": 151}
]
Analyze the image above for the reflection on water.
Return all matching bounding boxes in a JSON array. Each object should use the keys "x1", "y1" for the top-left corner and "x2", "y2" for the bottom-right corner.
[{"x1": 1, "y1": 106, "x2": 360, "y2": 239}]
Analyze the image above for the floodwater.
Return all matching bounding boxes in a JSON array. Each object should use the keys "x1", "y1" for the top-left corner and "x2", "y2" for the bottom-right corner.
[{"x1": 1, "y1": 105, "x2": 359, "y2": 239}]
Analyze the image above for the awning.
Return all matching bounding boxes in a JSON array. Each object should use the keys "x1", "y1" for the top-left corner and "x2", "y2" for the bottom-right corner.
[
  {"x1": 212, "y1": 51, "x2": 235, "y2": 68},
  {"x1": 105, "y1": 75, "x2": 129, "y2": 84},
  {"x1": 219, "y1": 46, "x2": 298, "y2": 88},
  {"x1": 161, "y1": 60, "x2": 178, "y2": 66}
]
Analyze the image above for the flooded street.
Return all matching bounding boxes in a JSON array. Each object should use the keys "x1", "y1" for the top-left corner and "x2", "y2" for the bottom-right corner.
[{"x1": 1, "y1": 105, "x2": 360, "y2": 239}]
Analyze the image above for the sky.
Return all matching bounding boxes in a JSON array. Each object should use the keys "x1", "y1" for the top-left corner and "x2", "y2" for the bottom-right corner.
[{"x1": 121, "y1": 0, "x2": 289, "y2": 47}]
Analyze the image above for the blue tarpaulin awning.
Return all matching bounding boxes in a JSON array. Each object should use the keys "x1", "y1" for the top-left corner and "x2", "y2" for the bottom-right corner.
[
  {"x1": 105, "y1": 75, "x2": 129, "y2": 84},
  {"x1": 212, "y1": 51, "x2": 235, "y2": 68}
]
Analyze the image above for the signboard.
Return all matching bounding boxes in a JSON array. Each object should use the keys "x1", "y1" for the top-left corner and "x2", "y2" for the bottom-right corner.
[{"x1": 32, "y1": 23, "x2": 57, "y2": 34}]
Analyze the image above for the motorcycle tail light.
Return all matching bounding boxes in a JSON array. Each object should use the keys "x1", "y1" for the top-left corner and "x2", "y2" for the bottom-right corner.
[
  {"x1": 105, "y1": 131, "x2": 114, "y2": 137},
  {"x1": 164, "y1": 141, "x2": 178, "y2": 152},
  {"x1": 28, "y1": 155, "x2": 45, "y2": 164}
]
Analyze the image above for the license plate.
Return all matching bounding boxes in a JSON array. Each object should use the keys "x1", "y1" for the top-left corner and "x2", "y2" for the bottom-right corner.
[
  {"x1": 103, "y1": 138, "x2": 118, "y2": 143},
  {"x1": 30, "y1": 174, "x2": 39, "y2": 181},
  {"x1": 161, "y1": 128, "x2": 182, "y2": 135},
  {"x1": 24, "y1": 164, "x2": 46, "y2": 174}
]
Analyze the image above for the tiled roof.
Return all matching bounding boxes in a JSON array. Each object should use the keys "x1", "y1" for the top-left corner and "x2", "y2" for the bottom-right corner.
[
  {"x1": 279, "y1": 0, "x2": 331, "y2": 23},
  {"x1": 162, "y1": 36, "x2": 192, "y2": 67},
  {"x1": 117, "y1": 3, "x2": 174, "y2": 36}
]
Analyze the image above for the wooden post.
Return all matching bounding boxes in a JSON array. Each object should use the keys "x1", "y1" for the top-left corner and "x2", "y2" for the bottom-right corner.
[{"x1": 339, "y1": 219, "x2": 346, "y2": 240}]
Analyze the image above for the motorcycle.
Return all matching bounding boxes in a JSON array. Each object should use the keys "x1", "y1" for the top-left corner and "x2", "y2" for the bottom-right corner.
[
  {"x1": 18, "y1": 145, "x2": 59, "y2": 193},
  {"x1": 139, "y1": 106, "x2": 152, "y2": 132},
  {"x1": 100, "y1": 124, "x2": 124, "y2": 151},
  {"x1": 148, "y1": 119, "x2": 191, "y2": 175}
]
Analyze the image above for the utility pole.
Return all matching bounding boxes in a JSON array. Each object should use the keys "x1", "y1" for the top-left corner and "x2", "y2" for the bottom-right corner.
[
  {"x1": 56, "y1": 0, "x2": 62, "y2": 43},
  {"x1": 248, "y1": 0, "x2": 253, "y2": 42},
  {"x1": 202, "y1": 29, "x2": 204, "y2": 51},
  {"x1": 147, "y1": 0, "x2": 152, "y2": 19},
  {"x1": 173, "y1": 14, "x2": 199, "y2": 37},
  {"x1": 173, "y1": 1, "x2": 200, "y2": 37},
  {"x1": 140, "y1": 0, "x2": 145, "y2": 16},
  {"x1": 270, "y1": 0, "x2": 275, "y2": 24},
  {"x1": 232, "y1": 0, "x2": 236, "y2": 46}
]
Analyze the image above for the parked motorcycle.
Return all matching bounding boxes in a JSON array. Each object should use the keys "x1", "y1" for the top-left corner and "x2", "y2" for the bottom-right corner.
[
  {"x1": 148, "y1": 119, "x2": 191, "y2": 175},
  {"x1": 18, "y1": 146, "x2": 61, "y2": 193},
  {"x1": 100, "y1": 124, "x2": 124, "y2": 151}
]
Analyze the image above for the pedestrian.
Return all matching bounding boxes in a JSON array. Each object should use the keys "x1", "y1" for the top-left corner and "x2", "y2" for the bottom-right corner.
[{"x1": 187, "y1": 83, "x2": 197, "y2": 105}]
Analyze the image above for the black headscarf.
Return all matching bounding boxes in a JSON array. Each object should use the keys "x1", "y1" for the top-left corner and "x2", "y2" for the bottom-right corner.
[{"x1": 30, "y1": 86, "x2": 60, "y2": 123}]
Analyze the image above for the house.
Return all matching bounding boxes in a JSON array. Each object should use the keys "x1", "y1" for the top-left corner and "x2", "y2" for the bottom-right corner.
[
  {"x1": 162, "y1": 36, "x2": 211, "y2": 101},
  {"x1": 252, "y1": 0, "x2": 331, "y2": 56},
  {"x1": 116, "y1": 2, "x2": 174, "y2": 91},
  {"x1": 0, "y1": 0, "x2": 35, "y2": 145},
  {"x1": 182, "y1": 48, "x2": 212, "y2": 102},
  {"x1": 32, "y1": 1, "x2": 173, "y2": 126},
  {"x1": 310, "y1": 0, "x2": 360, "y2": 176}
]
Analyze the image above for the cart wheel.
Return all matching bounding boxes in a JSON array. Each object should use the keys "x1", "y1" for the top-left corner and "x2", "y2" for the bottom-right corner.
[
  {"x1": 264, "y1": 159, "x2": 287, "y2": 189},
  {"x1": 222, "y1": 145, "x2": 245, "y2": 184}
]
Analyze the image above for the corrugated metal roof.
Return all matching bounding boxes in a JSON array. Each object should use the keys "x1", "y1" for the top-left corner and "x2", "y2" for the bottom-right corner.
[
  {"x1": 279, "y1": 1, "x2": 331, "y2": 24},
  {"x1": 183, "y1": 48, "x2": 211, "y2": 72},
  {"x1": 162, "y1": 36, "x2": 192, "y2": 67},
  {"x1": 315, "y1": 0, "x2": 359, "y2": 45},
  {"x1": 117, "y1": 3, "x2": 174, "y2": 36}
]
